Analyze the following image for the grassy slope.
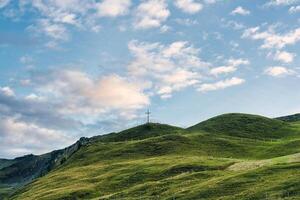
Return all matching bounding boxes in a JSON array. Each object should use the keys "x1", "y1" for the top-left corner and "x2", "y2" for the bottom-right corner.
[
  {"x1": 188, "y1": 113, "x2": 295, "y2": 139},
  {"x1": 276, "y1": 113, "x2": 300, "y2": 122},
  {"x1": 9, "y1": 114, "x2": 300, "y2": 200}
]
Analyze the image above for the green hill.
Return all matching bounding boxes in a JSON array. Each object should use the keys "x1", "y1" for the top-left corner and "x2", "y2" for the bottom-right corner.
[
  {"x1": 188, "y1": 113, "x2": 293, "y2": 139},
  {"x1": 98, "y1": 123, "x2": 185, "y2": 142},
  {"x1": 1, "y1": 113, "x2": 300, "y2": 199},
  {"x1": 276, "y1": 113, "x2": 300, "y2": 122}
]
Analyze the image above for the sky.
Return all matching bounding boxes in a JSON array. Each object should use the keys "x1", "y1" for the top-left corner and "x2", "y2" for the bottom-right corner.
[{"x1": 0, "y1": 0, "x2": 300, "y2": 158}]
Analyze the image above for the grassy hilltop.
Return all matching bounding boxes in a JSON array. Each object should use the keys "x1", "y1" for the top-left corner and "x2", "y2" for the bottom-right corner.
[{"x1": 1, "y1": 113, "x2": 300, "y2": 199}]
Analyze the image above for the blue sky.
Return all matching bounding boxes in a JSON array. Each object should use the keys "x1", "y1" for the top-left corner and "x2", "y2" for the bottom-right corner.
[{"x1": 0, "y1": 0, "x2": 300, "y2": 158}]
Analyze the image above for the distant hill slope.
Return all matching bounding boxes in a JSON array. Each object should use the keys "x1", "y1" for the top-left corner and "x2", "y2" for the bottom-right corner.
[
  {"x1": 0, "y1": 138, "x2": 87, "y2": 199},
  {"x1": 0, "y1": 159, "x2": 15, "y2": 170},
  {"x1": 276, "y1": 113, "x2": 300, "y2": 122},
  {"x1": 188, "y1": 113, "x2": 293, "y2": 139},
  {"x1": 98, "y1": 123, "x2": 185, "y2": 142},
  {"x1": 2, "y1": 113, "x2": 300, "y2": 200}
]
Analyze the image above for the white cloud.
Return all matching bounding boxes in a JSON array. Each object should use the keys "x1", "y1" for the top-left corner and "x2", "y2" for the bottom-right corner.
[
  {"x1": 96, "y1": 0, "x2": 131, "y2": 17},
  {"x1": 134, "y1": 0, "x2": 170, "y2": 29},
  {"x1": 242, "y1": 26, "x2": 300, "y2": 49},
  {"x1": 227, "y1": 58, "x2": 250, "y2": 66},
  {"x1": 0, "y1": 0, "x2": 10, "y2": 8},
  {"x1": 0, "y1": 116, "x2": 72, "y2": 158},
  {"x1": 210, "y1": 58, "x2": 250, "y2": 76},
  {"x1": 18, "y1": 0, "x2": 100, "y2": 46},
  {"x1": 273, "y1": 51, "x2": 295, "y2": 63},
  {"x1": 264, "y1": 66, "x2": 295, "y2": 77},
  {"x1": 0, "y1": 86, "x2": 15, "y2": 97},
  {"x1": 29, "y1": 0, "x2": 90, "y2": 25},
  {"x1": 198, "y1": 77, "x2": 245, "y2": 92},
  {"x1": 266, "y1": 0, "x2": 299, "y2": 6},
  {"x1": 158, "y1": 69, "x2": 199, "y2": 98},
  {"x1": 160, "y1": 25, "x2": 171, "y2": 33},
  {"x1": 128, "y1": 40, "x2": 208, "y2": 74},
  {"x1": 89, "y1": 75, "x2": 149, "y2": 110},
  {"x1": 289, "y1": 5, "x2": 300, "y2": 13},
  {"x1": 38, "y1": 70, "x2": 149, "y2": 117},
  {"x1": 174, "y1": 0, "x2": 203, "y2": 14},
  {"x1": 210, "y1": 66, "x2": 237, "y2": 75},
  {"x1": 59, "y1": 13, "x2": 77, "y2": 25},
  {"x1": 25, "y1": 93, "x2": 46, "y2": 102},
  {"x1": 231, "y1": 6, "x2": 250, "y2": 16},
  {"x1": 175, "y1": 18, "x2": 198, "y2": 26},
  {"x1": 29, "y1": 19, "x2": 69, "y2": 42},
  {"x1": 128, "y1": 40, "x2": 209, "y2": 98}
]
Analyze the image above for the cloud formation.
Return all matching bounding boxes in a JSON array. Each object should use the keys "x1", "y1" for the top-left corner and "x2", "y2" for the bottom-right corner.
[
  {"x1": 266, "y1": 0, "x2": 299, "y2": 6},
  {"x1": 128, "y1": 40, "x2": 209, "y2": 98},
  {"x1": 198, "y1": 77, "x2": 245, "y2": 92},
  {"x1": 289, "y1": 5, "x2": 300, "y2": 13},
  {"x1": 273, "y1": 51, "x2": 295, "y2": 63},
  {"x1": 0, "y1": 116, "x2": 71, "y2": 158},
  {"x1": 242, "y1": 26, "x2": 300, "y2": 49},
  {"x1": 134, "y1": 0, "x2": 170, "y2": 29},
  {"x1": 33, "y1": 70, "x2": 149, "y2": 118},
  {"x1": 264, "y1": 66, "x2": 295, "y2": 77},
  {"x1": 231, "y1": 6, "x2": 250, "y2": 16},
  {"x1": 210, "y1": 58, "x2": 250, "y2": 76},
  {"x1": 174, "y1": 0, "x2": 203, "y2": 14},
  {"x1": 96, "y1": 0, "x2": 131, "y2": 17}
]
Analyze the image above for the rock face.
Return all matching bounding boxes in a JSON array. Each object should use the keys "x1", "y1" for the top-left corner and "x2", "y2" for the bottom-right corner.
[{"x1": 0, "y1": 138, "x2": 88, "y2": 199}]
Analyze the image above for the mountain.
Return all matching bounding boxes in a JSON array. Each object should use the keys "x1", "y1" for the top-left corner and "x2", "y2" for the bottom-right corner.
[
  {"x1": 276, "y1": 113, "x2": 300, "y2": 122},
  {"x1": 1, "y1": 113, "x2": 300, "y2": 200},
  {"x1": 0, "y1": 159, "x2": 15, "y2": 170},
  {"x1": 0, "y1": 138, "x2": 88, "y2": 199}
]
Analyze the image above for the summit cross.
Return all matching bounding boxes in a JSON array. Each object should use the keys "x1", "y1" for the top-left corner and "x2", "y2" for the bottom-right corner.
[{"x1": 145, "y1": 109, "x2": 151, "y2": 124}]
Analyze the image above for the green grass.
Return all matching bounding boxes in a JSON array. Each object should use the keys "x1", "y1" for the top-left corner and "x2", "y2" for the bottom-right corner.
[
  {"x1": 188, "y1": 113, "x2": 295, "y2": 139},
  {"x1": 6, "y1": 113, "x2": 300, "y2": 200}
]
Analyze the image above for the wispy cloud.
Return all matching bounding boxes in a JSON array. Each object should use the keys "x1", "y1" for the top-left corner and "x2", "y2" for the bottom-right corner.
[
  {"x1": 242, "y1": 26, "x2": 300, "y2": 49},
  {"x1": 198, "y1": 77, "x2": 245, "y2": 92},
  {"x1": 265, "y1": 0, "x2": 299, "y2": 6},
  {"x1": 128, "y1": 40, "x2": 209, "y2": 98},
  {"x1": 210, "y1": 58, "x2": 250, "y2": 76},
  {"x1": 231, "y1": 6, "x2": 250, "y2": 16},
  {"x1": 289, "y1": 5, "x2": 300, "y2": 13}
]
